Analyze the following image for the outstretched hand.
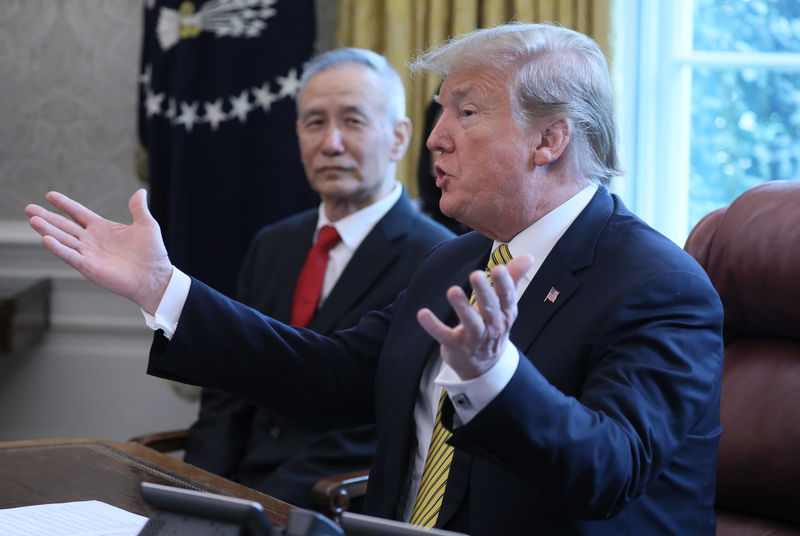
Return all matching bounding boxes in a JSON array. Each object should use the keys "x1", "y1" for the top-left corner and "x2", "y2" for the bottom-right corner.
[
  {"x1": 25, "y1": 189, "x2": 173, "y2": 314},
  {"x1": 417, "y1": 254, "x2": 535, "y2": 380}
]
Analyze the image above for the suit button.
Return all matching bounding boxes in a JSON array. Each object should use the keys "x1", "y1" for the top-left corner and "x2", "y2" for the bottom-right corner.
[{"x1": 269, "y1": 426, "x2": 281, "y2": 438}]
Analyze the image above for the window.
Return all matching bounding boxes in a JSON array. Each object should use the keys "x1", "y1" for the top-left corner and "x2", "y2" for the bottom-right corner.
[{"x1": 613, "y1": 0, "x2": 800, "y2": 245}]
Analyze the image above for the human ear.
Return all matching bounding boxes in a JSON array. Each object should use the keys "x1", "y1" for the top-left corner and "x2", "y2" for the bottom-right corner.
[
  {"x1": 389, "y1": 117, "x2": 412, "y2": 162},
  {"x1": 532, "y1": 118, "x2": 570, "y2": 166}
]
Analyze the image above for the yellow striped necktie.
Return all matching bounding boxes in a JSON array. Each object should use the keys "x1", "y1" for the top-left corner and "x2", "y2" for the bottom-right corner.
[
  {"x1": 409, "y1": 244, "x2": 512, "y2": 527},
  {"x1": 469, "y1": 243, "x2": 513, "y2": 305}
]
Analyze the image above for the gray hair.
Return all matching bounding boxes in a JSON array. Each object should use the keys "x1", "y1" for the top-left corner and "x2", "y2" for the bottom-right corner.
[
  {"x1": 298, "y1": 48, "x2": 406, "y2": 123},
  {"x1": 410, "y1": 23, "x2": 620, "y2": 187}
]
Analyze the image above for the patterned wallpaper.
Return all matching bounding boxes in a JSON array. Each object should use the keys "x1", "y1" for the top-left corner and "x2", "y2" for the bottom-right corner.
[{"x1": 0, "y1": 0, "x2": 144, "y2": 223}]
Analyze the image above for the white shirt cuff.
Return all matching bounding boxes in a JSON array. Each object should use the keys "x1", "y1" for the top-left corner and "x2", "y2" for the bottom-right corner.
[
  {"x1": 435, "y1": 341, "x2": 520, "y2": 425},
  {"x1": 141, "y1": 267, "x2": 191, "y2": 340}
]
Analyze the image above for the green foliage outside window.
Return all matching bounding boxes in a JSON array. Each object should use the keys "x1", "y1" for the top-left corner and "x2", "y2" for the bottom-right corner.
[{"x1": 688, "y1": 0, "x2": 800, "y2": 228}]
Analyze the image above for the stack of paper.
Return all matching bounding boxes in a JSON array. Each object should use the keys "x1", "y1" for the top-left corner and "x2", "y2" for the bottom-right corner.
[{"x1": 0, "y1": 500, "x2": 147, "y2": 536}]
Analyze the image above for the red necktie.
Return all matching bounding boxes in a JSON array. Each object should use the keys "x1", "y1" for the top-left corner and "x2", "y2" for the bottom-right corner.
[{"x1": 291, "y1": 225, "x2": 341, "y2": 327}]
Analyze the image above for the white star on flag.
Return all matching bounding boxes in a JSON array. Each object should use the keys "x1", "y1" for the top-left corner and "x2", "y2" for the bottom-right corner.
[
  {"x1": 203, "y1": 99, "x2": 227, "y2": 130},
  {"x1": 144, "y1": 88, "x2": 164, "y2": 118},
  {"x1": 229, "y1": 90, "x2": 252, "y2": 122},
  {"x1": 276, "y1": 68, "x2": 301, "y2": 99},
  {"x1": 252, "y1": 83, "x2": 278, "y2": 111},
  {"x1": 175, "y1": 101, "x2": 200, "y2": 131}
]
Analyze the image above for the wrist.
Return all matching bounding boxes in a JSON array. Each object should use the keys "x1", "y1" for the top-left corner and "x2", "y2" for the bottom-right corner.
[{"x1": 140, "y1": 263, "x2": 174, "y2": 315}]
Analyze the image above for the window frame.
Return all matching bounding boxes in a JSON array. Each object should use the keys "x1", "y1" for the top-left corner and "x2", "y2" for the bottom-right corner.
[{"x1": 613, "y1": 0, "x2": 800, "y2": 246}]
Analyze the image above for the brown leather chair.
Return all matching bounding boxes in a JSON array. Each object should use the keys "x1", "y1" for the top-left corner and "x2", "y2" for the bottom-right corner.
[
  {"x1": 129, "y1": 429, "x2": 368, "y2": 519},
  {"x1": 684, "y1": 180, "x2": 800, "y2": 535}
]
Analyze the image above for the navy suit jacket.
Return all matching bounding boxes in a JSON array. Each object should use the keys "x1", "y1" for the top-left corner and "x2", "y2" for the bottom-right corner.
[
  {"x1": 149, "y1": 188, "x2": 724, "y2": 535},
  {"x1": 183, "y1": 190, "x2": 454, "y2": 507}
]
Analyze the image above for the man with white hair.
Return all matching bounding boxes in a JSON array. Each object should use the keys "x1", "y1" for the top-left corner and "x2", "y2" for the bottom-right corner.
[{"x1": 27, "y1": 23, "x2": 723, "y2": 534}]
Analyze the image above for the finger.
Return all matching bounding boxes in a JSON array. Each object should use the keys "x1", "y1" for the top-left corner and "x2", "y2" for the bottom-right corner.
[
  {"x1": 468, "y1": 268, "x2": 500, "y2": 317},
  {"x1": 489, "y1": 264, "x2": 520, "y2": 314},
  {"x1": 41, "y1": 235, "x2": 84, "y2": 272},
  {"x1": 26, "y1": 204, "x2": 85, "y2": 239},
  {"x1": 128, "y1": 189, "x2": 154, "y2": 224},
  {"x1": 506, "y1": 254, "x2": 535, "y2": 284},
  {"x1": 447, "y1": 283, "x2": 486, "y2": 336},
  {"x1": 45, "y1": 191, "x2": 101, "y2": 228},
  {"x1": 28, "y1": 215, "x2": 82, "y2": 251},
  {"x1": 417, "y1": 307, "x2": 455, "y2": 344},
  {"x1": 24, "y1": 203, "x2": 45, "y2": 219}
]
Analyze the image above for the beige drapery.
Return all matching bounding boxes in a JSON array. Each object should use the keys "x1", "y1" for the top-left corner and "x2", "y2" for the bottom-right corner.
[{"x1": 335, "y1": 0, "x2": 612, "y2": 197}]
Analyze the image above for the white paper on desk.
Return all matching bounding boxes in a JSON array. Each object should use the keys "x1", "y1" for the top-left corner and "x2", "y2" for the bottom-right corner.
[{"x1": 0, "y1": 500, "x2": 148, "y2": 536}]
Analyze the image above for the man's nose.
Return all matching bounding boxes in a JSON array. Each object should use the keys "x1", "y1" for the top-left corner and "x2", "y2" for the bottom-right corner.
[
  {"x1": 322, "y1": 126, "x2": 345, "y2": 154},
  {"x1": 426, "y1": 116, "x2": 452, "y2": 153}
]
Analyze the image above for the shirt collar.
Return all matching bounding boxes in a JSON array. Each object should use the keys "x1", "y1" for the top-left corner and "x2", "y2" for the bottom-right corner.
[
  {"x1": 316, "y1": 182, "x2": 402, "y2": 250},
  {"x1": 497, "y1": 184, "x2": 598, "y2": 287}
]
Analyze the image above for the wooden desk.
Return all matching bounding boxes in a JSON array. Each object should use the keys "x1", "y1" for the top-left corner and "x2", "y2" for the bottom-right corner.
[{"x1": 0, "y1": 438, "x2": 292, "y2": 525}]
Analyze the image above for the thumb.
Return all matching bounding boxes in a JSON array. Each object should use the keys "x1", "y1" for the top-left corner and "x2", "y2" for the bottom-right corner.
[
  {"x1": 128, "y1": 189, "x2": 153, "y2": 224},
  {"x1": 507, "y1": 254, "x2": 535, "y2": 285}
]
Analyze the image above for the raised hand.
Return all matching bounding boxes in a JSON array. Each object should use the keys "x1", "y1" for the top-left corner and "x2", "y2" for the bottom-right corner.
[
  {"x1": 25, "y1": 189, "x2": 173, "y2": 314},
  {"x1": 416, "y1": 254, "x2": 535, "y2": 380}
]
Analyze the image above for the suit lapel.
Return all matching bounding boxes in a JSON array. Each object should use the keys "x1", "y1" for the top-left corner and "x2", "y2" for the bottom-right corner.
[
  {"x1": 511, "y1": 188, "x2": 614, "y2": 353},
  {"x1": 311, "y1": 193, "x2": 417, "y2": 333},
  {"x1": 257, "y1": 214, "x2": 317, "y2": 323}
]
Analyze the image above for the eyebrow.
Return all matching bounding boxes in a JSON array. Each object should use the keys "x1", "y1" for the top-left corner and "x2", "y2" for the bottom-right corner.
[
  {"x1": 436, "y1": 85, "x2": 477, "y2": 107},
  {"x1": 299, "y1": 104, "x2": 369, "y2": 122},
  {"x1": 339, "y1": 104, "x2": 369, "y2": 117},
  {"x1": 298, "y1": 108, "x2": 323, "y2": 121},
  {"x1": 450, "y1": 86, "x2": 476, "y2": 101}
]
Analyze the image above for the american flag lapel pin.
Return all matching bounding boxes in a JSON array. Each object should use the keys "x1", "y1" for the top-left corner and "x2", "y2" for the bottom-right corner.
[{"x1": 544, "y1": 286, "x2": 560, "y2": 303}]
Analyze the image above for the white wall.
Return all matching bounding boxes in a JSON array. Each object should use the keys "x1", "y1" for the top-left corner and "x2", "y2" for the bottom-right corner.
[{"x1": 0, "y1": 1, "x2": 199, "y2": 442}]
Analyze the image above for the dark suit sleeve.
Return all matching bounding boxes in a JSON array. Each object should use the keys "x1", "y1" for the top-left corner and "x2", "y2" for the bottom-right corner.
[
  {"x1": 448, "y1": 269, "x2": 723, "y2": 519},
  {"x1": 148, "y1": 277, "x2": 395, "y2": 428}
]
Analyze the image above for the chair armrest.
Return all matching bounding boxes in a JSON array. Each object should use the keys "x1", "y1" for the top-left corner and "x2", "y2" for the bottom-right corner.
[
  {"x1": 131, "y1": 431, "x2": 368, "y2": 519},
  {"x1": 311, "y1": 469, "x2": 370, "y2": 519},
  {"x1": 128, "y1": 429, "x2": 188, "y2": 453}
]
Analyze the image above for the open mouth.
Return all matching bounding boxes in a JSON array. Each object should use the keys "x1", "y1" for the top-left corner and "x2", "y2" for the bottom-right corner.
[{"x1": 434, "y1": 164, "x2": 449, "y2": 188}]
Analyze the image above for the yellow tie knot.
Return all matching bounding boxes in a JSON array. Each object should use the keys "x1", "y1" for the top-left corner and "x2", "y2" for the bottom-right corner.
[{"x1": 470, "y1": 244, "x2": 512, "y2": 306}]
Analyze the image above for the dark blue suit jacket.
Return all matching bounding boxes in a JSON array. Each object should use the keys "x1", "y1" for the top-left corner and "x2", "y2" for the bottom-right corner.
[
  {"x1": 149, "y1": 188, "x2": 724, "y2": 535},
  {"x1": 183, "y1": 191, "x2": 454, "y2": 507}
]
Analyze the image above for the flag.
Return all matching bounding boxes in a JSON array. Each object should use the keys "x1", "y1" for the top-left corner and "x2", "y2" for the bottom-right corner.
[
  {"x1": 137, "y1": 0, "x2": 319, "y2": 297},
  {"x1": 545, "y1": 287, "x2": 559, "y2": 303}
]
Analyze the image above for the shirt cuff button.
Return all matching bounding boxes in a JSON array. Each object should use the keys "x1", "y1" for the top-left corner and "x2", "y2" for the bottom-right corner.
[{"x1": 452, "y1": 393, "x2": 471, "y2": 408}]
